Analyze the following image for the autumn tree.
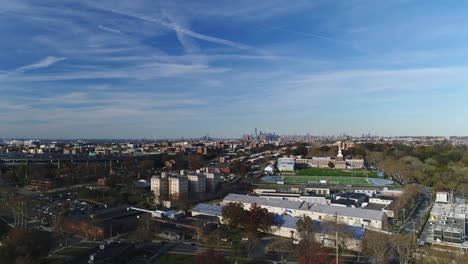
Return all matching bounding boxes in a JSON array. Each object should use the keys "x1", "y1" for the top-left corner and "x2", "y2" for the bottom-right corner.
[
  {"x1": 297, "y1": 237, "x2": 331, "y2": 264},
  {"x1": 174, "y1": 192, "x2": 191, "y2": 212},
  {"x1": 0, "y1": 229, "x2": 53, "y2": 263},
  {"x1": 222, "y1": 202, "x2": 245, "y2": 229},
  {"x1": 244, "y1": 203, "x2": 274, "y2": 236},
  {"x1": 128, "y1": 218, "x2": 153, "y2": 242},
  {"x1": 392, "y1": 184, "x2": 421, "y2": 222},
  {"x1": 231, "y1": 160, "x2": 249, "y2": 176},
  {"x1": 243, "y1": 203, "x2": 274, "y2": 256},
  {"x1": 292, "y1": 145, "x2": 309, "y2": 157},
  {"x1": 188, "y1": 153, "x2": 205, "y2": 170},
  {"x1": 296, "y1": 215, "x2": 315, "y2": 240},
  {"x1": 137, "y1": 159, "x2": 155, "y2": 173},
  {"x1": 295, "y1": 216, "x2": 331, "y2": 264}
]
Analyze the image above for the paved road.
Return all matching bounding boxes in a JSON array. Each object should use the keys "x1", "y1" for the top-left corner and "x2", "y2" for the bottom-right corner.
[{"x1": 401, "y1": 187, "x2": 432, "y2": 235}]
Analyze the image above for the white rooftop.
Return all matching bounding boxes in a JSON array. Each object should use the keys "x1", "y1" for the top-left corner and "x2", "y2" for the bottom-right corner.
[{"x1": 223, "y1": 193, "x2": 385, "y2": 221}]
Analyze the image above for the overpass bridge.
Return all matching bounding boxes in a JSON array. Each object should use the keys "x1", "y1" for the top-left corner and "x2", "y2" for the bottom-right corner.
[{"x1": 0, "y1": 153, "x2": 162, "y2": 167}]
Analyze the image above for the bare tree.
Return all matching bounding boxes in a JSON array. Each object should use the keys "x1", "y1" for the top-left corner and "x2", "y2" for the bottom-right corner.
[
  {"x1": 363, "y1": 231, "x2": 390, "y2": 264},
  {"x1": 269, "y1": 238, "x2": 293, "y2": 263},
  {"x1": 390, "y1": 234, "x2": 416, "y2": 264}
]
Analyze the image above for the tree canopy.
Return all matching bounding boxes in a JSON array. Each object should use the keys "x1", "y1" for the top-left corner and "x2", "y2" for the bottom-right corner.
[{"x1": 0, "y1": 228, "x2": 53, "y2": 264}]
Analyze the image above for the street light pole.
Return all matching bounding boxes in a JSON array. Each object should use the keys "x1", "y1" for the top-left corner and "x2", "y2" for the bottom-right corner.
[
  {"x1": 335, "y1": 211, "x2": 339, "y2": 264},
  {"x1": 402, "y1": 208, "x2": 406, "y2": 226}
]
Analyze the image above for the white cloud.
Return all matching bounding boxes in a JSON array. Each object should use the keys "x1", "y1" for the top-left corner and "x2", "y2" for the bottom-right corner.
[
  {"x1": 2, "y1": 62, "x2": 230, "y2": 82},
  {"x1": 87, "y1": 3, "x2": 254, "y2": 51},
  {"x1": 16, "y1": 56, "x2": 66, "y2": 72},
  {"x1": 98, "y1": 25, "x2": 123, "y2": 35}
]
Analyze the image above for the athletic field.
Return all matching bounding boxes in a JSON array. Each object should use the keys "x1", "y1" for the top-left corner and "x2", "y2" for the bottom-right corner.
[
  {"x1": 282, "y1": 175, "x2": 371, "y2": 185},
  {"x1": 295, "y1": 167, "x2": 378, "y2": 178}
]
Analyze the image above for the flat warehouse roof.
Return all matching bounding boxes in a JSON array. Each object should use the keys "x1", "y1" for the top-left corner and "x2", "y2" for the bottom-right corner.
[
  {"x1": 192, "y1": 203, "x2": 223, "y2": 216},
  {"x1": 223, "y1": 193, "x2": 384, "y2": 221},
  {"x1": 274, "y1": 214, "x2": 366, "y2": 240},
  {"x1": 309, "y1": 204, "x2": 385, "y2": 221},
  {"x1": 223, "y1": 193, "x2": 308, "y2": 210}
]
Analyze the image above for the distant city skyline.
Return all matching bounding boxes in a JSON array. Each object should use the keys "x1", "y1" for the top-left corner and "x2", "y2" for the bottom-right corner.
[{"x1": 2, "y1": 1, "x2": 468, "y2": 138}]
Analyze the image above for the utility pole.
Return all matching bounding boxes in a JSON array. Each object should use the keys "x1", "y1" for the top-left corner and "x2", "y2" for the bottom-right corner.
[
  {"x1": 335, "y1": 211, "x2": 339, "y2": 264},
  {"x1": 188, "y1": 151, "x2": 191, "y2": 170},
  {"x1": 21, "y1": 201, "x2": 25, "y2": 229},
  {"x1": 25, "y1": 159, "x2": 29, "y2": 179},
  {"x1": 402, "y1": 208, "x2": 406, "y2": 227},
  {"x1": 109, "y1": 160, "x2": 113, "y2": 175}
]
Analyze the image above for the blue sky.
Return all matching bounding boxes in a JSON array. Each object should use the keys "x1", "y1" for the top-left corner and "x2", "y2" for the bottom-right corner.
[{"x1": 1, "y1": 0, "x2": 468, "y2": 138}]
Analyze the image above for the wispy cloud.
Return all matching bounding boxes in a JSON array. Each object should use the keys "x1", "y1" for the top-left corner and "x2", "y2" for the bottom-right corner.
[
  {"x1": 98, "y1": 25, "x2": 123, "y2": 35},
  {"x1": 2, "y1": 0, "x2": 468, "y2": 137},
  {"x1": 88, "y1": 3, "x2": 254, "y2": 51},
  {"x1": 16, "y1": 56, "x2": 66, "y2": 72},
  {"x1": 270, "y1": 26, "x2": 335, "y2": 42},
  {"x1": 2, "y1": 62, "x2": 230, "y2": 82}
]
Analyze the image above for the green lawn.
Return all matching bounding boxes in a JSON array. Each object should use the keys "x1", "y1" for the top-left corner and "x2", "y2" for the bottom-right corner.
[
  {"x1": 55, "y1": 247, "x2": 90, "y2": 257},
  {"x1": 282, "y1": 175, "x2": 371, "y2": 185},
  {"x1": 295, "y1": 167, "x2": 378, "y2": 178},
  {"x1": 155, "y1": 253, "x2": 269, "y2": 264},
  {"x1": 155, "y1": 253, "x2": 196, "y2": 264}
]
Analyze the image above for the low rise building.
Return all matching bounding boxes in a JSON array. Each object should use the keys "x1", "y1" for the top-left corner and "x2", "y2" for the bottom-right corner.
[
  {"x1": 259, "y1": 192, "x2": 328, "y2": 205},
  {"x1": 272, "y1": 215, "x2": 365, "y2": 252},
  {"x1": 420, "y1": 192, "x2": 468, "y2": 249},
  {"x1": 207, "y1": 163, "x2": 230, "y2": 174},
  {"x1": 191, "y1": 203, "x2": 223, "y2": 223},
  {"x1": 335, "y1": 192, "x2": 368, "y2": 206},
  {"x1": 223, "y1": 193, "x2": 386, "y2": 230},
  {"x1": 297, "y1": 156, "x2": 364, "y2": 169},
  {"x1": 304, "y1": 183, "x2": 331, "y2": 195},
  {"x1": 191, "y1": 203, "x2": 365, "y2": 252},
  {"x1": 369, "y1": 196, "x2": 395, "y2": 205},
  {"x1": 278, "y1": 158, "x2": 295, "y2": 171},
  {"x1": 346, "y1": 159, "x2": 364, "y2": 168},
  {"x1": 330, "y1": 199, "x2": 358, "y2": 208}
]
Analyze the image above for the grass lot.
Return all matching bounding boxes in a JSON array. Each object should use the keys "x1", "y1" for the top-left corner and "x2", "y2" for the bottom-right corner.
[
  {"x1": 55, "y1": 247, "x2": 90, "y2": 257},
  {"x1": 156, "y1": 254, "x2": 269, "y2": 264},
  {"x1": 156, "y1": 253, "x2": 196, "y2": 264},
  {"x1": 282, "y1": 175, "x2": 371, "y2": 185},
  {"x1": 295, "y1": 167, "x2": 378, "y2": 178}
]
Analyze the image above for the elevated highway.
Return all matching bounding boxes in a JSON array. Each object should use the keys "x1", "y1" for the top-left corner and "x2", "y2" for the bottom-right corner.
[{"x1": 0, "y1": 153, "x2": 162, "y2": 167}]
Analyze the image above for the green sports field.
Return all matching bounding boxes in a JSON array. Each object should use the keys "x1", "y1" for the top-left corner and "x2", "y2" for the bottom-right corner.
[
  {"x1": 282, "y1": 175, "x2": 371, "y2": 185},
  {"x1": 295, "y1": 167, "x2": 378, "y2": 178}
]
